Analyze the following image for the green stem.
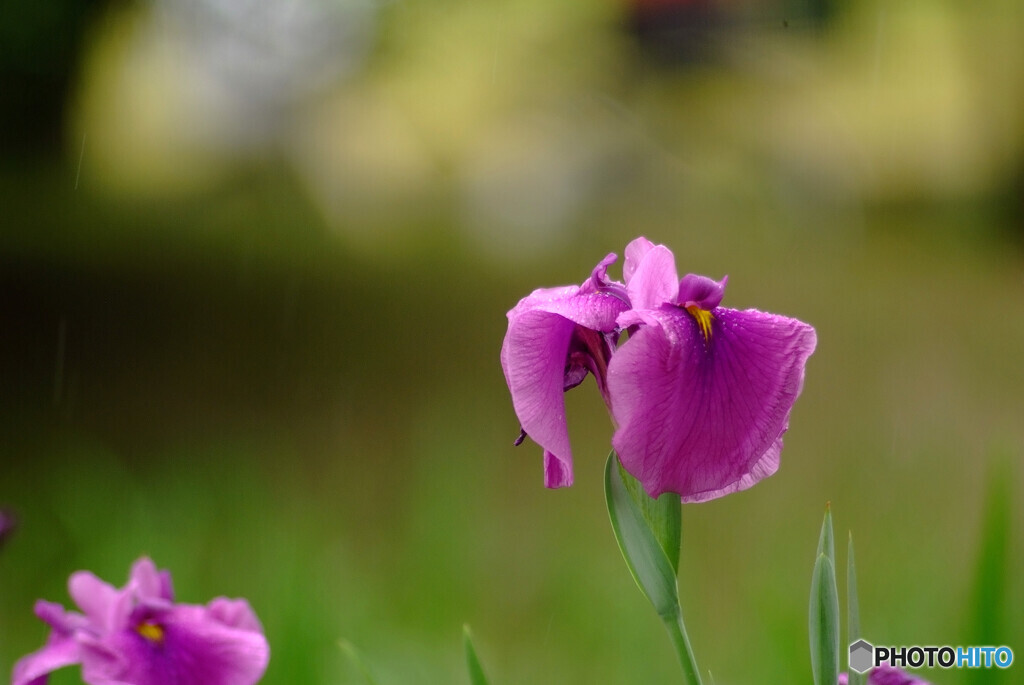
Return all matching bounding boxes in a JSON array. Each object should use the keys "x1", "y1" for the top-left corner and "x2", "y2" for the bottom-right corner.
[{"x1": 663, "y1": 608, "x2": 702, "y2": 685}]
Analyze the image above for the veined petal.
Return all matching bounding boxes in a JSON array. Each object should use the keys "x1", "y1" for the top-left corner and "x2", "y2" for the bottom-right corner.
[
  {"x1": 12, "y1": 634, "x2": 81, "y2": 685},
  {"x1": 501, "y1": 308, "x2": 576, "y2": 486},
  {"x1": 682, "y1": 437, "x2": 782, "y2": 503},
  {"x1": 543, "y1": 450, "x2": 573, "y2": 488},
  {"x1": 506, "y1": 286, "x2": 625, "y2": 332},
  {"x1": 608, "y1": 306, "x2": 816, "y2": 500},
  {"x1": 502, "y1": 286, "x2": 628, "y2": 488}
]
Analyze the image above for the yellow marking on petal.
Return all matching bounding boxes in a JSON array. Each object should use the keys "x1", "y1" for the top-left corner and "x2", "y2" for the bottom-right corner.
[
  {"x1": 137, "y1": 621, "x2": 165, "y2": 643},
  {"x1": 685, "y1": 305, "x2": 714, "y2": 342}
]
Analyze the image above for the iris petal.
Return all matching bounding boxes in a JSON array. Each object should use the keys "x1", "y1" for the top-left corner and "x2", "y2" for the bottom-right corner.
[
  {"x1": 501, "y1": 287, "x2": 627, "y2": 487},
  {"x1": 677, "y1": 274, "x2": 727, "y2": 310},
  {"x1": 13, "y1": 559, "x2": 268, "y2": 685},
  {"x1": 207, "y1": 598, "x2": 264, "y2": 633},
  {"x1": 869, "y1": 664, "x2": 933, "y2": 685},
  {"x1": 544, "y1": 450, "x2": 573, "y2": 488},
  {"x1": 840, "y1": 665, "x2": 933, "y2": 685},
  {"x1": 622, "y1": 237, "x2": 656, "y2": 283},
  {"x1": 624, "y1": 243, "x2": 678, "y2": 311},
  {"x1": 69, "y1": 572, "x2": 126, "y2": 633},
  {"x1": 130, "y1": 558, "x2": 174, "y2": 602},
  {"x1": 502, "y1": 236, "x2": 815, "y2": 499},
  {"x1": 608, "y1": 306, "x2": 816, "y2": 500},
  {"x1": 11, "y1": 635, "x2": 81, "y2": 685},
  {"x1": 91, "y1": 606, "x2": 269, "y2": 685}
]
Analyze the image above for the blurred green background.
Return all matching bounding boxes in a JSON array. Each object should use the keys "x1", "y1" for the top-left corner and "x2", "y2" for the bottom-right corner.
[{"x1": 1, "y1": 0, "x2": 1022, "y2": 683}]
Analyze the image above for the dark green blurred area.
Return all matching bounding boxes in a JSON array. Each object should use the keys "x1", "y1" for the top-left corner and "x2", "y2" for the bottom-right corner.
[{"x1": 1, "y1": 0, "x2": 1022, "y2": 683}]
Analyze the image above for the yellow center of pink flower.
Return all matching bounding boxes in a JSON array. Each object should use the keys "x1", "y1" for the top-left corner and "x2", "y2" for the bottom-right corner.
[
  {"x1": 685, "y1": 305, "x2": 714, "y2": 342},
  {"x1": 137, "y1": 621, "x2": 165, "y2": 643}
]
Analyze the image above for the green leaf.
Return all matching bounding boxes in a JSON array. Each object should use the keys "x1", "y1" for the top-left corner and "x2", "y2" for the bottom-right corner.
[
  {"x1": 847, "y1": 533, "x2": 864, "y2": 685},
  {"x1": 463, "y1": 625, "x2": 490, "y2": 685},
  {"x1": 604, "y1": 451, "x2": 681, "y2": 617},
  {"x1": 605, "y1": 451, "x2": 701, "y2": 685},
  {"x1": 339, "y1": 640, "x2": 380, "y2": 685},
  {"x1": 616, "y1": 455, "x2": 681, "y2": 574},
  {"x1": 967, "y1": 457, "x2": 1013, "y2": 685},
  {"x1": 809, "y1": 552, "x2": 840, "y2": 685},
  {"x1": 816, "y1": 503, "x2": 835, "y2": 564}
]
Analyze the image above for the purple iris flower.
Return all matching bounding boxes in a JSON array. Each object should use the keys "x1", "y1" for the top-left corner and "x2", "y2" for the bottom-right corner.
[
  {"x1": 12, "y1": 557, "x2": 269, "y2": 685},
  {"x1": 501, "y1": 237, "x2": 816, "y2": 501},
  {"x1": 839, "y1": 665, "x2": 933, "y2": 685}
]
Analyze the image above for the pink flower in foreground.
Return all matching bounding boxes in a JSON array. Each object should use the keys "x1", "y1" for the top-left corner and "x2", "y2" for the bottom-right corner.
[
  {"x1": 13, "y1": 557, "x2": 269, "y2": 685},
  {"x1": 839, "y1": 664, "x2": 933, "y2": 685},
  {"x1": 501, "y1": 236, "x2": 816, "y2": 501}
]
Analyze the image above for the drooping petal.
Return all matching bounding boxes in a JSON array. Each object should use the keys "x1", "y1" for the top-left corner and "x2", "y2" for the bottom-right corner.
[
  {"x1": 501, "y1": 286, "x2": 628, "y2": 488},
  {"x1": 11, "y1": 634, "x2": 81, "y2": 685},
  {"x1": 608, "y1": 306, "x2": 816, "y2": 500},
  {"x1": 502, "y1": 309, "x2": 577, "y2": 486},
  {"x1": 543, "y1": 450, "x2": 573, "y2": 488},
  {"x1": 623, "y1": 243, "x2": 678, "y2": 311}
]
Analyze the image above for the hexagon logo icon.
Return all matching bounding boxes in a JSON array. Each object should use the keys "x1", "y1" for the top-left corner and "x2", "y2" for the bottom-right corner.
[{"x1": 849, "y1": 639, "x2": 874, "y2": 674}]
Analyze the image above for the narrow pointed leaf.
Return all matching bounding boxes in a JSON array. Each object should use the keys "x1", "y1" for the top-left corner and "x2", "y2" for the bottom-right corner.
[
  {"x1": 847, "y1": 533, "x2": 864, "y2": 685},
  {"x1": 968, "y1": 458, "x2": 1012, "y2": 685},
  {"x1": 340, "y1": 640, "x2": 380, "y2": 685},
  {"x1": 463, "y1": 626, "x2": 490, "y2": 685},
  {"x1": 809, "y1": 553, "x2": 840, "y2": 685},
  {"x1": 605, "y1": 451, "x2": 681, "y2": 617},
  {"x1": 816, "y1": 503, "x2": 834, "y2": 564}
]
